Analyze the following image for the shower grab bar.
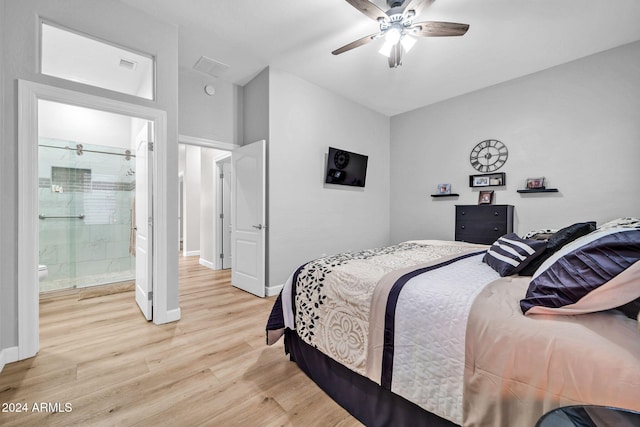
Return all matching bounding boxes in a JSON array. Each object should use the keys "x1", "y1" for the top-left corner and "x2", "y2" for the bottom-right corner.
[{"x1": 39, "y1": 214, "x2": 85, "y2": 220}]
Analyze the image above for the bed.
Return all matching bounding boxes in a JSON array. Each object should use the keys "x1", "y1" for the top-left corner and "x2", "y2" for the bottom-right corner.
[{"x1": 266, "y1": 219, "x2": 640, "y2": 427}]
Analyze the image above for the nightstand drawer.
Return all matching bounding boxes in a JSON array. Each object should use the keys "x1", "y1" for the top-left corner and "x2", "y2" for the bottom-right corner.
[{"x1": 455, "y1": 205, "x2": 514, "y2": 245}]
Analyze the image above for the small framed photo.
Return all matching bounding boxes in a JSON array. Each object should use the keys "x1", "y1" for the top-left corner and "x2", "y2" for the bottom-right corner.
[
  {"x1": 526, "y1": 177, "x2": 545, "y2": 189},
  {"x1": 437, "y1": 183, "x2": 451, "y2": 195},
  {"x1": 473, "y1": 176, "x2": 490, "y2": 187},
  {"x1": 478, "y1": 190, "x2": 494, "y2": 205}
]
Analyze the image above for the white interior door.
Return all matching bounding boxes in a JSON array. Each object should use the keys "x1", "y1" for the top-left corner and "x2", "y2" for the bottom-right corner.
[
  {"x1": 231, "y1": 140, "x2": 266, "y2": 297},
  {"x1": 135, "y1": 121, "x2": 153, "y2": 320}
]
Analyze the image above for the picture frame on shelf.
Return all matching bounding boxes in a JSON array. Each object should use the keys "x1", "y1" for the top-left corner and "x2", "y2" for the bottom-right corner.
[
  {"x1": 526, "y1": 177, "x2": 545, "y2": 189},
  {"x1": 469, "y1": 172, "x2": 506, "y2": 188},
  {"x1": 437, "y1": 183, "x2": 451, "y2": 195},
  {"x1": 478, "y1": 190, "x2": 494, "y2": 205},
  {"x1": 473, "y1": 176, "x2": 490, "y2": 187}
]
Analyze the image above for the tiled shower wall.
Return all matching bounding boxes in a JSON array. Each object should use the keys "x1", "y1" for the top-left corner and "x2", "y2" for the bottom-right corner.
[{"x1": 38, "y1": 138, "x2": 136, "y2": 292}]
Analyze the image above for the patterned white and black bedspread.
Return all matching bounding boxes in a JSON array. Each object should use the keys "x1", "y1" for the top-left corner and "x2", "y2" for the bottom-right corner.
[{"x1": 266, "y1": 240, "x2": 500, "y2": 425}]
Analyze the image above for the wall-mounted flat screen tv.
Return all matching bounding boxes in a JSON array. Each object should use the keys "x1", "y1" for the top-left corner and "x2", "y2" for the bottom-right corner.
[{"x1": 325, "y1": 147, "x2": 368, "y2": 187}]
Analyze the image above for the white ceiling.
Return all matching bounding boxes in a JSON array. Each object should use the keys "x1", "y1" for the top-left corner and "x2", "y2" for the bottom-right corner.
[{"x1": 120, "y1": 0, "x2": 640, "y2": 116}]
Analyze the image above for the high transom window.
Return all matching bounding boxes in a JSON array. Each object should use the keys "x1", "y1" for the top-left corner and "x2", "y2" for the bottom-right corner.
[{"x1": 41, "y1": 21, "x2": 155, "y2": 100}]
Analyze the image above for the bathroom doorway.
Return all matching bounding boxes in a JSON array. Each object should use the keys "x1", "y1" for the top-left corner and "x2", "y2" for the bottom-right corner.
[
  {"x1": 17, "y1": 81, "x2": 171, "y2": 360},
  {"x1": 37, "y1": 100, "x2": 144, "y2": 293}
]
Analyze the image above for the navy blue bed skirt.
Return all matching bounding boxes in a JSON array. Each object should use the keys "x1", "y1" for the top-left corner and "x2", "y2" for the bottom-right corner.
[{"x1": 284, "y1": 329, "x2": 458, "y2": 427}]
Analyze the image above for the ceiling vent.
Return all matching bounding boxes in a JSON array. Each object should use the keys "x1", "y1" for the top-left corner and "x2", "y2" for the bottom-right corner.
[{"x1": 193, "y1": 56, "x2": 230, "y2": 78}]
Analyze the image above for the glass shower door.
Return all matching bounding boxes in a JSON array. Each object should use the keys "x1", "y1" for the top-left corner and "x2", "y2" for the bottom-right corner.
[{"x1": 38, "y1": 138, "x2": 136, "y2": 292}]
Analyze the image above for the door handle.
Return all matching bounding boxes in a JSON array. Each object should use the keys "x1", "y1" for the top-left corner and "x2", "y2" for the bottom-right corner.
[{"x1": 252, "y1": 224, "x2": 265, "y2": 230}]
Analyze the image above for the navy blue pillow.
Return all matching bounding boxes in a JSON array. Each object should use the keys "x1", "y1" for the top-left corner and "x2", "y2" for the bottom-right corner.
[
  {"x1": 520, "y1": 229, "x2": 640, "y2": 315},
  {"x1": 518, "y1": 222, "x2": 596, "y2": 276},
  {"x1": 483, "y1": 233, "x2": 547, "y2": 277}
]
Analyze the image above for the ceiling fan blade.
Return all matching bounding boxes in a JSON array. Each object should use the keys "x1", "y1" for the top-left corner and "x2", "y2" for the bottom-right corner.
[
  {"x1": 402, "y1": 0, "x2": 435, "y2": 19},
  {"x1": 388, "y1": 43, "x2": 403, "y2": 68},
  {"x1": 332, "y1": 32, "x2": 380, "y2": 55},
  {"x1": 410, "y1": 21, "x2": 469, "y2": 37},
  {"x1": 344, "y1": 0, "x2": 387, "y2": 21}
]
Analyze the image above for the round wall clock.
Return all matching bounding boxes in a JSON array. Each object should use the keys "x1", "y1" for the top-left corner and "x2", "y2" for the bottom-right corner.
[
  {"x1": 469, "y1": 139, "x2": 508, "y2": 173},
  {"x1": 334, "y1": 150, "x2": 350, "y2": 169}
]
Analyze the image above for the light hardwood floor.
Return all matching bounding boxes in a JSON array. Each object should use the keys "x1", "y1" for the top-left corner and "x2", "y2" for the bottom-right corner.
[{"x1": 0, "y1": 256, "x2": 362, "y2": 426}]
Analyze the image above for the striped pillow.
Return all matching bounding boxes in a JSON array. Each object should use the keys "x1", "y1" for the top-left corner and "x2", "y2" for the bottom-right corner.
[
  {"x1": 520, "y1": 228, "x2": 640, "y2": 315},
  {"x1": 483, "y1": 233, "x2": 547, "y2": 277}
]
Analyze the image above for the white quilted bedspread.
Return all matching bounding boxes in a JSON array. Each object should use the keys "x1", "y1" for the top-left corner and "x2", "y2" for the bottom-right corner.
[
  {"x1": 392, "y1": 253, "x2": 499, "y2": 425},
  {"x1": 280, "y1": 242, "x2": 500, "y2": 425}
]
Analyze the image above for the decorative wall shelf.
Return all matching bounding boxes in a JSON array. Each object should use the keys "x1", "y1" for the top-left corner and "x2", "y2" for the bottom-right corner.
[
  {"x1": 517, "y1": 188, "x2": 559, "y2": 194},
  {"x1": 430, "y1": 193, "x2": 460, "y2": 198},
  {"x1": 469, "y1": 172, "x2": 506, "y2": 188}
]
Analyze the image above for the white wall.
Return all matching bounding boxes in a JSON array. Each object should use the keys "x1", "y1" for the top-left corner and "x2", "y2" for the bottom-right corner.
[
  {"x1": 390, "y1": 41, "x2": 640, "y2": 243},
  {"x1": 0, "y1": 0, "x2": 179, "y2": 352},
  {"x1": 182, "y1": 144, "x2": 201, "y2": 256},
  {"x1": 178, "y1": 66, "x2": 242, "y2": 144},
  {"x1": 268, "y1": 68, "x2": 391, "y2": 289},
  {"x1": 199, "y1": 148, "x2": 215, "y2": 266}
]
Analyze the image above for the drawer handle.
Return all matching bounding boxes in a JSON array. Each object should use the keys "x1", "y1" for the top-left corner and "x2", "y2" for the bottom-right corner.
[
  {"x1": 461, "y1": 211, "x2": 466, "y2": 215},
  {"x1": 494, "y1": 211, "x2": 499, "y2": 216},
  {"x1": 494, "y1": 227, "x2": 499, "y2": 231},
  {"x1": 461, "y1": 225, "x2": 466, "y2": 229}
]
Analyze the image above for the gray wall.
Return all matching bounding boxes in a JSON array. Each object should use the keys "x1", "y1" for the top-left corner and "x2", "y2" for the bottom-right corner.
[
  {"x1": 178, "y1": 67, "x2": 242, "y2": 144},
  {"x1": 242, "y1": 68, "x2": 269, "y2": 145},
  {"x1": 390, "y1": 41, "x2": 640, "y2": 243},
  {"x1": 0, "y1": 0, "x2": 179, "y2": 351},
  {"x1": 268, "y1": 68, "x2": 391, "y2": 289}
]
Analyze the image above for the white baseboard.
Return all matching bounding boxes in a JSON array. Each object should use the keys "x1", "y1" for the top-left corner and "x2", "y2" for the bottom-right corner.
[
  {"x1": 266, "y1": 283, "x2": 284, "y2": 297},
  {"x1": 182, "y1": 250, "x2": 200, "y2": 257},
  {"x1": 0, "y1": 346, "x2": 19, "y2": 373},
  {"x1": 154, "y1": 308, "x2": 181, "y2": 325},
  {"x1": 199, "y1": 258, "x2": 215, "y2": 270}
]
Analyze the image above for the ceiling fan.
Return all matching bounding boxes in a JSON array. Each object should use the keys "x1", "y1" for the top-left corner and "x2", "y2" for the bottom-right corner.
[{"x1": 332, "y1": 0, "x2": 469, "y2": 68}]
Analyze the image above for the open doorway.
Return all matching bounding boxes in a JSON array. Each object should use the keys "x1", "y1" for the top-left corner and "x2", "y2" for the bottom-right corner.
[
  {"x1": 17, "y1": 81, "x2": 172, "y2": 360},
  {"x1": 176, "y1": 137, "x2": 266, "y2": 299},
  {"x1": 37, "y1": 99, "x2": 155, "y2": 321},
  {"x1": 178, "y1": 142, "x2": 232, "y2": 271},
  {"x1": 37, "y1": 100, "x2": 145, "y2": 292}
]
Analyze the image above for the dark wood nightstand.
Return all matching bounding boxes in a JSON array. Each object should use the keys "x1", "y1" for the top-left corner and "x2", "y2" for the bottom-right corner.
[{"x1": 455, "y1": 204, "x2": 514, "y2": 245}]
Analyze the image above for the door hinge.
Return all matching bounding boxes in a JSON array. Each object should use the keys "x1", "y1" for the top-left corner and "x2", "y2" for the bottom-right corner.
[
  {"x1": 148, "y1": 142, "x2": 154, "y2": 151},
  {"x1": 219, "y1": 213, "x2": 224, "y2": 219},
  {"x1": 219, "y1": 253, "x2": 224, "y2": 259},
  {"x1": 220, "y1": 173, "x2": 224, "y2": 179},
  {"x1": 148, "y1": 291, "x2": 153, "y2": 301},
  {"x1": 148, "y1": 216, "x2": 153, "y2": 227}
]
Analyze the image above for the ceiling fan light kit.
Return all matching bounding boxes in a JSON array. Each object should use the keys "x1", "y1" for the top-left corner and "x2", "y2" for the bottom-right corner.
[{"x1": 334, "y1": 0, "x2": 469, "y2": 68}]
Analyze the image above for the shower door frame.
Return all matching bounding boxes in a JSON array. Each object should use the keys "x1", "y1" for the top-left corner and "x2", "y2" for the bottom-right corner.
[{"x1": 17, "y1": 80, "x2": 172, "y2": 361}]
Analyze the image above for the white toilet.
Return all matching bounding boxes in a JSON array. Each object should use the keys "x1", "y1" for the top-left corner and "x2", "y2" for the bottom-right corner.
[{"x1": 38, "y1": 264, "x2": 48, "y2": 282}]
